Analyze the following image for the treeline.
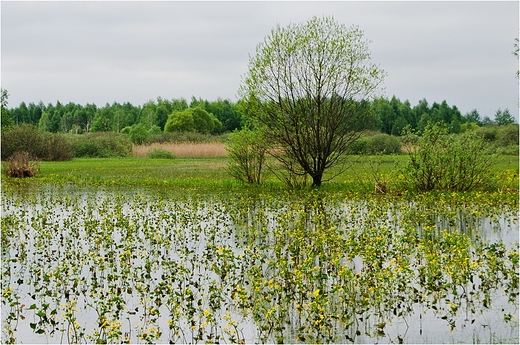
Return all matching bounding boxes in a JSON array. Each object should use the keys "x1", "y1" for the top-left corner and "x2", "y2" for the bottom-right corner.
[
  {"x1": 3, "y1": 95, "x2": 517, "y2": 137},
  {"x1": 372, "y1": 96, "x2": 516, "y2": 135},
  {"x1": 2, "y1": 96, "x2": 243, "y2": 135}
]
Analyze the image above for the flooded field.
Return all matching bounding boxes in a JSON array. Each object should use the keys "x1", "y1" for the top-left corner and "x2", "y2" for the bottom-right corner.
[{"x1": 1, "y1": 187, "x2": 518, "y2": 343}]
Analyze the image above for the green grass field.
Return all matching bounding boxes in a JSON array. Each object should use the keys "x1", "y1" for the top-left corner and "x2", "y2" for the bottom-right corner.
[{"x1": 2, "y1": 154, "x2": 518, "y2": 194}]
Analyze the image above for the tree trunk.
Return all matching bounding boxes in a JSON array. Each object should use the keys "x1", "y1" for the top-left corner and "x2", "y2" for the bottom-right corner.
[{"x1": 312, "y1": 173, "x2": 323, "y2": 187}]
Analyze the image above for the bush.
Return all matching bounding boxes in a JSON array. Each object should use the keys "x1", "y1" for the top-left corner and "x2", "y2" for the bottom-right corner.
[
  {"x1": 225, "y1": 128, "x2": 267, "y2": 184},
  {"x1": 400, "y1": 123, "x2": 496, "y2": 192},
  {"x1": 1, "y1": 124, "x2": 73, "y2": 161},
  {"x1": 495, "y1": 124, "x2": 519, "y2": 148},
  {"x1": 349, "y1": 133, "x2": 401, "y2": 155},
  {"x1": 475, "y1": 126, "x2": 497, "y2": 141},
  {"x1": 148, "y1": 125, "x2": 162, "y2": 135},
  {"x1": 70, "y1": 133, "x2": 132, "y2": 158},
  {"x1": 128, "y1": 124, "x2": 149, "y2": 145},
  {"x1": 1, "y1": 124, "x2": 45, "y2": 160},
  {"x1": 43, "y1": 133, "x2": 74, "y2": 161},
  {"x1": 365, "y1": 134, "x2": 401, "y2": 155},
  {"x1": 3, "y1": 151, "x2": 40, "y2": 178},
  {"x1": 146, "y1": 148, "x2": 176, "y2": 159}
]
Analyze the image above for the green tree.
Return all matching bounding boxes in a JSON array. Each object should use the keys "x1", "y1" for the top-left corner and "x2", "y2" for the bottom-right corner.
[
  {"x1": 1, "y1": 88, "x2": 14, "y2": 130},
  {"x1": 239, "y1": 16, "x2": 386, "y2": 187},
  {"x1": 192, "y1": 107, "x2": 217, "y2": 134},
  {"x1": 155, "y1": 105, "x2": 170, "y2": 130},
  {"x1": 91, "y1": 105, "x2": 113, "y2": 132},
  {"x1": 464, "y1": 109, "x2": 482, "y2": 126},
  {"x1": 128, "y1": 123, "x2": 149, "y2": 144},
  {"x1": 494, "y1": 108, "x2": 516, "y2": 125},
  {"x1": 164, "y1": 109, "x2": 195, "y2": 132},
  {"x1": 391, "y1": 115, "x2": 408, "y2": 136}
]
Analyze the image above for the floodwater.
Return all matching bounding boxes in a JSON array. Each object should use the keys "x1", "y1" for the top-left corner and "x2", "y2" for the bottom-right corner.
[{"x1": 1, "y1": 188, "x2": 518, "y2": 343}]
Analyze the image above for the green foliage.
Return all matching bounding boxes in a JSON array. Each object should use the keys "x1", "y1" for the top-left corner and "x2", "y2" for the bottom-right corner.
[
  {"x1": 70, "y1": 133, "x2": 132, "y2": 158},
  {"x1": 164, "y1": 107, "x2": 222, "y2": 134},
  {"x1": 164, "y1": 109, "x2": 195, "y2": 132},
  {"x1": 495, "y1": 124, "x2": 519, "y2": 147},
  {"x1": 41, "y1": 133, "x2": 74, "y2": 161},
  {"x1": 225, "y1": 128, "x2": 267, "y2": 184},
  {"x1": 494, "y1": 108, "x2": 516, "y2": 126},
  {"x1": 146, "y1": 148, "x2": 176, "y2": 159},
  {"x1": 1, "y1": 124, "x2": 73, "y2": 161},
  {"x1": 128, "y1": 123, "x2": 149, "y2": 144},
  {"x1": 400, "y1": 124, "x2": 496, "y2": 192},
  {"x1": 1, "y1": 124, "x2": 46, "y2": 160},
  {"x1": 350, "y1": 133, "x2": 402, "y2": 155},
  {"x1": 148, "y1": 125, "x2": 162, "y2": 135},
  {"x1": 240, "y1": 16, "x2": 386, "y2": 186}
]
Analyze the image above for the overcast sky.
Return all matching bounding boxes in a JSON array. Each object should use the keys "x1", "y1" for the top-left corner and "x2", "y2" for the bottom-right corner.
[{"x1": 2, "y1": 1, "x2": 519, "y2": 120}]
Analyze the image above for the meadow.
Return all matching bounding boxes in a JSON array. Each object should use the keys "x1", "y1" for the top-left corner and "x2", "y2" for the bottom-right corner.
[{"x1": 1, "y1": 152, "x2": 519, "y2": 344}]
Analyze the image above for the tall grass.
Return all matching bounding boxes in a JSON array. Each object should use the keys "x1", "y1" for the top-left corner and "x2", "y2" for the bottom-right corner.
[{"x1": 133, "y1": 142, "x2": 227, "y2": 157}]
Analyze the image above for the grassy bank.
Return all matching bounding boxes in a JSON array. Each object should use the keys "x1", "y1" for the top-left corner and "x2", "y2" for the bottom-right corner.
[{"x1": 2, "y1": 154, "x2": 518, "y2": 194}]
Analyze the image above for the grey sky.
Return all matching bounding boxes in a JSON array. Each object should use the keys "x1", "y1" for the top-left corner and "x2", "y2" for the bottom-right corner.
[{"x1": 2, "y1": 1, "x2": 518, "y2": 120}]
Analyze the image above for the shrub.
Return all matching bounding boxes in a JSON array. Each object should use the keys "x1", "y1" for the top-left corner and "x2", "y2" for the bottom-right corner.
[
  {"x1": 43, "y1": 133, "x2": 73, "y2": 161},
  {"x1": 70, "y1": 133, "x2": 132, "y2": 158},
  {"x1": 475, "y1": 126, "x2": 497, "y2": 142},
  {"x1": 148, "y1": 125, "x2": 162, "y2": 135},
  {"x1": 164, "y1": 108, "x2": 222, "y2": 134},
  {"x1": 1, "y1": 124, "x2": 73, "y2": 161},
  {"x1": 128, "y1": 123, "x2": 149, "y2": 145},
  {"x1": 1, "y1": 124, "x2": 45, "y2": 160},
  {"x1": 349, "y1": 133, "x2": 401, "y2": 155},
  {"x1": 3, "y1": 151, "x2": 40, "y2": 178},
  {"x1": 225, "y1": 128, "x2": 267, "y2": 184},
  {"x1": 348, "y1": 137, "x2": 368, "y2": 155},
  {"x1": 146, "y1": 148, "x2": 176, "y2": 159},
  {"x1": 365, "y1": 133, "x2": 401, "y2": 155},
  {"x1": 495, "y1": 124, "x2": 519, "y2": 148},
  {"x1": 400, "y1": 123, "x2": 496, "y2": 192}
]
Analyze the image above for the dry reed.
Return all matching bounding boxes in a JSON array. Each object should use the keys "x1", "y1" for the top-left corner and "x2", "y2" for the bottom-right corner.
[{"x1": 133, "y1": 142, "x2": 228, "y2": 157}]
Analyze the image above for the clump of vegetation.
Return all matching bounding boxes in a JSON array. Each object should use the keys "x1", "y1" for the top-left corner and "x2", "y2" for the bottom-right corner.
[
  {"x1": 42, "y1": 133, "x2": 74, "y2": 161},
  {"x1": 121, "y1": 123, "x2": 150, "y2": 144},
  {"x1": 400, "y1": 123, "x2": 496, "y2": 192},
  {"x1": 225, "y1": 128, "x2": 267, "y2": 184},
  {"x1": 1, "y1": 124, "x2": 45, "y2": 160},
  {"x1": 70, "y1": 132, "x2": 132, "y2": 158},
  {"x1": 146, "y1": 148, "x2": 176, "y2": 159},
  {"x1": 164, "y1": 107, "x2": 222, "y2": 134},
  {"x1": 3, "y1": 151, "x2": 40, "y2": 178},
  {"x1": 1, "y1": 124, "x2": 73, "y2": 161},
  {"x1": 350, "y1": 133, "x2": 402, "y2": 155}
]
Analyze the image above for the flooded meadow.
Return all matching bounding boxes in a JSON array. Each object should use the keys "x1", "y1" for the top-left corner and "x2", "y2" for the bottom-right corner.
[{"x1": 1, "y1": 186, "x2": 518, "y2": 343}]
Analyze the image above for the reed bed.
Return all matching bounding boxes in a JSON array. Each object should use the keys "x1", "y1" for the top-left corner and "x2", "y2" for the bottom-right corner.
[{"x1": 133, "y1": 142, "x2": 228, "y2": 157}]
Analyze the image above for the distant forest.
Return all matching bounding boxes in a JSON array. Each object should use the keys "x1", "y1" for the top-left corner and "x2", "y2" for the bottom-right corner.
[{"x1": 3, "y1": 95, "x2": 517, "y2": 136}]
